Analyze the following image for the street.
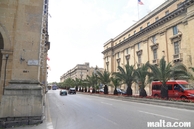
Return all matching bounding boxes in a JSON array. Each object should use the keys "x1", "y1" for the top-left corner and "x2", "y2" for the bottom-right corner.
[{"x1": 9, "y1": 89, "x2": 194, "y2": 129}]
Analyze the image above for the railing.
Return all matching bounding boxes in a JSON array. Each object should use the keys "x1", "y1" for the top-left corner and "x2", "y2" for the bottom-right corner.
[{"x1": 173, "y1": 53, "x2": 183, "y2": 62}]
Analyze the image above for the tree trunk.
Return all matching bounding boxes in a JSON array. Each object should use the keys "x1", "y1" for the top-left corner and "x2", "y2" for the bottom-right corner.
[
  {"x1": 161, "y1": 86, "x2": 168, "y2": 99},
  {"x1": 139, "y1": 88, "x2": 147, "y2": 97},
  {"x1": 85, "y1": 88, "x2": 87, "y2": 92},
  {"x1": 126, "y1": 86, "x2": 132, "y2": 95},
  {"x1": 114, "y1": 88, "x2": 118, "y2": 95},
  {"x1": 104, "y1": 85, "x2": 108, "y2": 94}
]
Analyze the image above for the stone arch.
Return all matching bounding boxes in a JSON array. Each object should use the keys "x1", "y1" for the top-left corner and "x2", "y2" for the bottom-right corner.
[
  {"x1": 0, "y1": 23, "x2": 12, "y2": 98},
  {"x1": 0, "y1": 32, "x2": 4, "y2": 78},
  {"x1": 0, "y1": 23, "x2": 11, "y2": 50}
]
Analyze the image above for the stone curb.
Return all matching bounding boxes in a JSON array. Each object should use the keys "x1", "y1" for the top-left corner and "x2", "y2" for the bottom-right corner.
[{"x1": 78, "y1": 92, "x2": 194, "y2": 110}]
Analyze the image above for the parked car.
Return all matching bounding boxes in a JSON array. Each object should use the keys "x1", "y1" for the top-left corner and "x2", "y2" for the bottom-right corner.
[
  {"x1": 60, "y1": 90, "x2": 67, "y2": 96},
  {"x1": 152, "y1": 80, "x2": 194, "y2": 99},
  {"x1": 117, "y1": 89, "x2": 127, "y2": 95},
  {"x1": 99, "y1": 89, "x2": 104, "y2": 93},
  {"x1": 68, "y1": 88, "x2": 76, "y2": 94}
]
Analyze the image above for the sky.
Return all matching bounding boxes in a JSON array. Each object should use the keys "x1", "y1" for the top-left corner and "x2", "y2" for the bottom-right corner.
[{"x1": 47, "y1": 0, "x2": 167, "y2": 83}]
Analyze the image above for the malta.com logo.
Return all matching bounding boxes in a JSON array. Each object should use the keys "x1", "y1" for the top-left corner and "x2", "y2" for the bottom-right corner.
[{"x1": 147, "y1": 119, "x2": 191, "y2": 128}]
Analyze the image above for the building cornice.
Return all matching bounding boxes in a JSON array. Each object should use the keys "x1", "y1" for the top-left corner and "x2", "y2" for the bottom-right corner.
[
  {"x1": 113, "y1": 6, "x2": 186, "y2": 49},
  {"x1": 102, "y1": 0, "x2": 194, "y2": 54},
  {"x1": 103, "y1": 0, "x2": 177, "y2": 47}
]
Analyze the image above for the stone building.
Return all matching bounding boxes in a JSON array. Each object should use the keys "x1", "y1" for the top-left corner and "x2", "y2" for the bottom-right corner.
[
  {"x1": 102, "y1": 0, "x2": 194, "y2": 95},
  {"x1": 0, "y1": 0, "x2": 50, "y2": 126},
  {"x1": 60, "y1": 62, "x2": 104, "y2": 82}
]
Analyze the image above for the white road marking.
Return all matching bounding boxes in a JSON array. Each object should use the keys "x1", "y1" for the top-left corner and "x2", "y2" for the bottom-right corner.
[
  {"x1": 47, "y1": 122, "x2": 54, "y2": 129},
  {"x1": 97, "y1": 115, "x2": 118, "y2": 125},
  {"x1": 101, "y1": 102, "x2": 113, "y2": 105},
  {"x1": 138, "y1": 110, "x2": 179, "y2": 120}
]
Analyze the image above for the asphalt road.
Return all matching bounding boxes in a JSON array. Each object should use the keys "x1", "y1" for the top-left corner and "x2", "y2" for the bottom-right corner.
[{"x1": 9, "y1": 89, "x2": 194, "y2": 129}]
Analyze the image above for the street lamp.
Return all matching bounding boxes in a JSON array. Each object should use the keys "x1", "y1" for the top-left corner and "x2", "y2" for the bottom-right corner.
[{"x1": 3, "y1": 54, "x2": 9, "y2": 95}]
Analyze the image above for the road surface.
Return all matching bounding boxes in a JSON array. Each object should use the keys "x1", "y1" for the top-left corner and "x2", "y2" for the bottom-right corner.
[{"x1": 9, "y1": 89, "x2": 194, "y2": 129}]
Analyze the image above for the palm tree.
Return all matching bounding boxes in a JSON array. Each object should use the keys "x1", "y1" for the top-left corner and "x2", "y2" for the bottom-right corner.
[
  {"x1": 134, "y1": 62, "x2": 151, "y2": 97},
  {"x1": 74, "y1": 78, "x2": 83, "y2": 91},
  {"x1": 86, "y1": 74, "x2": 96, "y2": 93},
  {"x1": 81, "y1": 79, "x2": 88, "y2": 92},
  {"x1": 110, "y1": 77, "x2": 121, "y2": 95},
  {"x1": 63, "y1": 78, "x2": 75, "y2": 89},
  {"x1": 187, "y1": 67, "x2": 194, "y2": 81},
  {"x1": 148, "y1": 57, "x2": 189, "y2": 99},
  {"x1": 85, "y1": 76, "x2": 92, "y2": 92},
  {"x1": 113, "y1": 64, "x2": 136, "y2": 95},
  {"x1": 96, "y1": 70, "x2": 111, "y2": 94}
]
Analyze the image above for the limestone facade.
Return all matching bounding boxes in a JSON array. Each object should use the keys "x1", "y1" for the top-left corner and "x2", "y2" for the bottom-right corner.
[
  {"x1": 60, "y1": 62, "x2": 104, "y2": 82},
  {"x1": 102, "y1": 0, "x2": 194, "y2": 95},
  {"x1": 0, "y1": 0, "x2": 50, "y2": 123}
]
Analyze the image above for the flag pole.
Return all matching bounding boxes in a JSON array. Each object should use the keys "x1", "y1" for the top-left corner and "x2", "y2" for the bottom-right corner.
[{"x1": 137, "y1": 1, "x2": 139, "y2": 20}]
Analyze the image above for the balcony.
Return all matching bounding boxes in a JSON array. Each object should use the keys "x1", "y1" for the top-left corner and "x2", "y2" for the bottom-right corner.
[
  {"x1": 137, "y1": 63, "x2": 143, "y2": 67},
  {"x1": 173, "y1": 53, "x2": 183, "y2": 62},
  {"x1": 152, "y1": 59, "x2": 159, "y2": 65},
  {"x1": 125, "y1": 54, "x2": 130, "y2": 60},
  {"x1": 136, "y1": 49, "x2": 143, "y2": 56},
  {"x1": 150, "y1": 43, "x2": 159, "y2": 50}
]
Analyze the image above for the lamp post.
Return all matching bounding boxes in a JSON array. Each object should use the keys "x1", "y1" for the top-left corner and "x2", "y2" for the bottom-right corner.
[{"x1": 3, "y1": 54, "x2": 9, "y2": 95}]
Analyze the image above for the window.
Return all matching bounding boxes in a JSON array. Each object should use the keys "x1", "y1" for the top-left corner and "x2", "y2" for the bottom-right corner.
[
  {"x1": 174, "y1": 41, "x2": 179, "y2": 54},
  {"x1": 173, "y1": 26, "x2": 178, "y2": 35},
  {"x1": 119, "y1": 40, "x2": 121, "y2": 43},
  {"x1": 123, "y1": 37, "x2": 125, "y2": 40},
  {"x1": 167, "y1": 85, "x2": 172, "y2": 90},
  {"x1": 147, "y1": 22, "x2": 150, "y2": 26},
  {"x1": 140, "y1": 27, "x2": 143, "y2": 31},
  {"x1": 137, "y1": 43, "x2": 141, "y2": 50},
  {"x1": 126, "y1": 48, "x2": 129, "y2": 54},
  {"x1": 126, "y1": 48, "x2": 128, "y2": 54},
  {"x1": 128, "y1": 34, "x2": 130, "y2": 37},
  {"x1": 174, "y1": 84, "x2": 181, "y2": 91},
  {"x1": 106, "y1": 57, "x2": 108, "y2": 61},
  {"x1": 118, "y1": 52, "x2": 120, "y2": 58},
  {"x1": 153, "y1": 49, "x2": 157, "y2": 60},
  {"x1": 134, "y1": 30, "x2": 136, "y2": 34},
  {"x1": 155, "y1": 17, "x2": 159, "y2": 21},
  {"x1": 138, "y1": 55, "x2": 141, "y2": 64},
  {"x1": 153, "y1": 85, "x2": 161, "y2": 90},
  {"x1": 165, "y1": 10, "x2": 169, "y2": 15},
  {"x1": 152, "y1": 35, "x2": 156, "y2": 44}
]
